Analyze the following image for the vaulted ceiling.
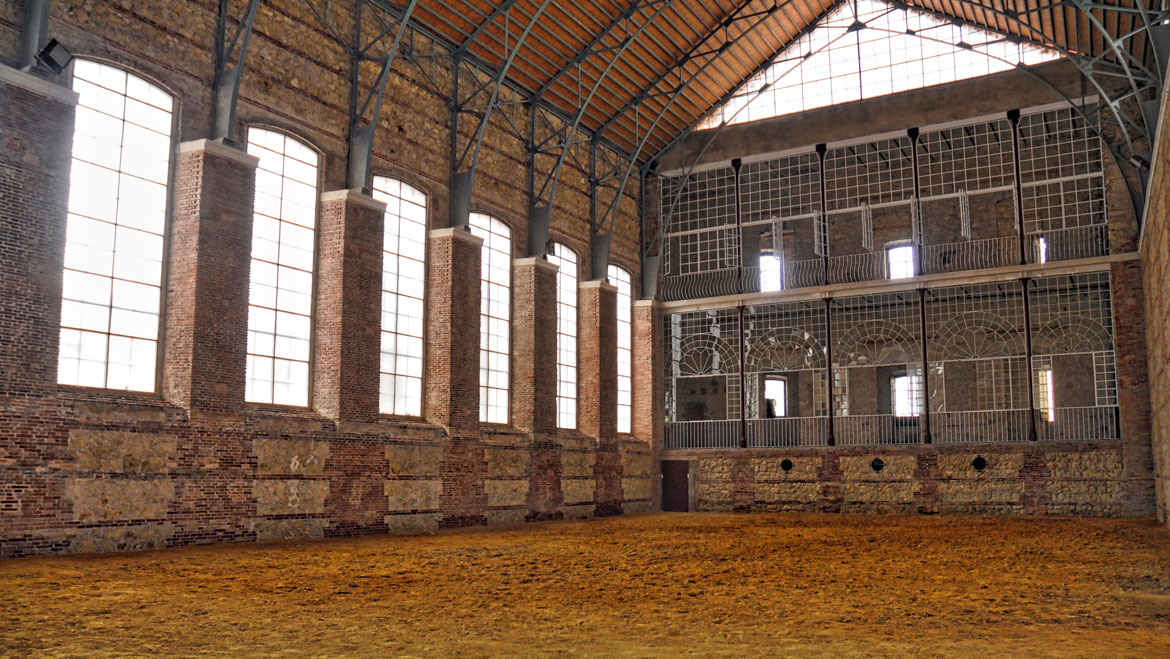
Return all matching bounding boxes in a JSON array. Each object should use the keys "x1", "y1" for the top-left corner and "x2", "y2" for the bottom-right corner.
[{"x1": 402, "y1": 0, "x2": 1163, "y2": 160}]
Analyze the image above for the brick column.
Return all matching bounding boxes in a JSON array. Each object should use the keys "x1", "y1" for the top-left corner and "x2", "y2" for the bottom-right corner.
[
  {"x1": 632, "y1": 300, "x2": 662, "y2": 450},
  {"x1": 512, "y1": 256, "x2": 563, "y2": 520},
  {"x1": 1110, "y1": 260, "x2": 1156, "y2": 516},
  {"x1": 312, "y1": 189, "x2": 386, "y2": 422},
  {"x1": 511, "y1": 257, "x2": 559, "y2": 435},
  {"x1": 580, "y1": 279, "x2": 621, "y2": 515},
  {"x1": 425, "y1": 227, "x2": 483, "y2": 434},
  {"x1": 632, "y1": 299, "x2": 662, "y2": 510},
  {"x1": 163, "y1": 140, "x2": 258, "y2": 414},
  {"x1": 578, "y1": 280, "x2": 618, "y2": 440},
  {"x1": 0, "y1": 68, "x2": 77, "y2": 397},
  {"x1": 426, "y1": 227, "x2": 487, "y2": 527}
]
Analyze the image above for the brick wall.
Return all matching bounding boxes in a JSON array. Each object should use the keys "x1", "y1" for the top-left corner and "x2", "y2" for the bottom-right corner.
[
  {"x1": 1141, "y1": 83, "x2": 1170, "y2": 526},
  {"x1": 0, "y1": 0, "x2": 651, "y2": 557}
]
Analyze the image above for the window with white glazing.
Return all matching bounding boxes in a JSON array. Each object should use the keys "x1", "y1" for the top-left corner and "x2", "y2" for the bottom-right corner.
[
  {"x1": 469, "y1": 213, "x2": 511, "y2": 423},
  {"x1": 245, "y1": 129, "x2": 318, "y2": 406},
  {"x1": 372, "y1": 176, "x2": 426, "y2": 416},
  {"x1": 699, "y1": 0, "x2": 1059, "y2": 129},
  {"x1": 548, "y1": 244, "x2": 578, "y2": 429},
  {"x1": 608, "y1": 265, "x2": 633, "y2": 434},
  {"x1": 58, "y1": 60, "x2": 173, "y2": 391}
]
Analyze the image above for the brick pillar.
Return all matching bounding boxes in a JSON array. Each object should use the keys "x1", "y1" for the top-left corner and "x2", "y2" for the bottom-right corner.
[
  {"x1": 580, "y1": 279, "x2": 621, "y2": 515},
  {"x1": 426, "y1": 227, "x2": 486, "y2": 526},
  {"x1": 511, "y1": 256, "x2": 559, "y2": 434},
  {"x1": 512, "y1": 256, "x2": 563, "y2": 520},
  {"x1": 312, "y1": 189, "x2": 386, "y2": 422},
  {"x1": 1111, "y1": 260, "x2": 1155, "y2": 516},
  {"x1": 163, "y1": 140, "x2": 258, "y2": 414},
  {"x1": 425, "y1": 227, "x2": 483, "y2": 433},
  {"x1": 579, "y1": 280, "x2": 618, "y2": 440},
  {"x1": 0, "y1": 68, "x2": 77, "y2": 397},
  {"x1": 632, "y1": 300, "x2": 662, "y2": 450}
]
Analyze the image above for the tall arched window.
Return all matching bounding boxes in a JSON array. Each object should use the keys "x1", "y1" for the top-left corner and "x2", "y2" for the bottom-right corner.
[
  {"x1": 244, "y1": 128, "x2": 318, "y2": 406},
  {"x1": 469, "y1": 213, "x2": 511, "y2": 423},
  {"x1": 58, "y1": 60, "x2": 173, "y2": 391},
  {"x1": 548, "y1": 244, "x2": 578, "y2": 429},
  {"x1": 608, "y1": 265, "x2": 633, "y2": 434},
  {"x1": 372, "y1": 176, "x2": 426, "y2": 416}
]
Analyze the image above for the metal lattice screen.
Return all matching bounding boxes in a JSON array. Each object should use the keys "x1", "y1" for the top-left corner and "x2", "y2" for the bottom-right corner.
[
  {"x1": 664, "y1": 308, "x2": 741, "y2": 449},
  {"x1": 1028, "y1": 272, "x2": 1119, "y2": 440},
  {"x1": 743, "y1": 300, "x2": 828, "y2": 447},
  {"x1": 829, "y1": 291, "x2": 923, "y2": 446},
  {"x1": 656, "y1": 101, "x2": 1108, "y2": 303}
]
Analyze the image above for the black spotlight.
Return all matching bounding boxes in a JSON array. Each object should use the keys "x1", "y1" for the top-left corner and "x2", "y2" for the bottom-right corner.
[{"x1": 36, "y1": 38, "x2": 73, "y2": 75}]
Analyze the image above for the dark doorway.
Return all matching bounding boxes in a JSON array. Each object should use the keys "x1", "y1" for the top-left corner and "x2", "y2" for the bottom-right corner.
[{"x1": 661, "y1": 460, "x2": 689, "y2": 512}]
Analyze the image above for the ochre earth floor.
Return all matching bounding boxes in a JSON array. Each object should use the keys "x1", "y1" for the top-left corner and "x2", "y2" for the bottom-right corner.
[{"x1": 3, "y1": 513, "x2": 1170, "y2": 657}]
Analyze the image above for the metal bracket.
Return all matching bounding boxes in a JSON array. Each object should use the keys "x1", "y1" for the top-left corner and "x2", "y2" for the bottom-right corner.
[{"x1": 19, "y1": 0, "x2": 53, "y2": 72}]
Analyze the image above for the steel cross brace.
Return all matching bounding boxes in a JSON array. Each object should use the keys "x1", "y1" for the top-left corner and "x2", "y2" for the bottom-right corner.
[
  {"x1": 211, "y1": 0, "x2": 261, "y2": 144},
  {"x1": 446, "y1": 0, "x2": 555, "y2": 228},
  {"x1": 346, "y1": 0, "x2": 418, "y2": 190},
  {"x1": 524, "y1": 0, "x2": 681, "y2": 258},
  {"x1": 590, "y1": 0, "x2": 797, "y2": 277}
]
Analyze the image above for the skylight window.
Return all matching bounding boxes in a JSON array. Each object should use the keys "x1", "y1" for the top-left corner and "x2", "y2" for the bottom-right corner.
[{"x1": 699, "y1": 0, "x2": 1060, "y2": 129}]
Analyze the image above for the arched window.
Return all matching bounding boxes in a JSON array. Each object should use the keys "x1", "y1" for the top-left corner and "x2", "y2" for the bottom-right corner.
[
  {"x1": 469, "y1": 213, "x2": 511, "y2": 423},
  {"x1": 607, "y1": 264, "x2": 633, "y2": 434},
  {"x1": 58, "y1": 60, "x2": 173, "y2": 391},
  {"x1": 244, "y1": 128, "x2": 318, "y2": 406},
  {"x1": 372, "y1": 176, "x2": 427, "y2": 416},
  {"x1": 548, "y1": 244, "x2": 578, "y2": 429}
]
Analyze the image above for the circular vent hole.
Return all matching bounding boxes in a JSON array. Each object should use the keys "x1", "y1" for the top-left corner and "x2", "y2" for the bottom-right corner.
[
  {"x1": 871, "y1": 458, "x2": 885, "y2": 472},
  {"x1": 780, "y1": 459, "x2": 794, "y2": 472},
  {"x1": 972, "y1": 456, "x2": 988, "y2": 472}
]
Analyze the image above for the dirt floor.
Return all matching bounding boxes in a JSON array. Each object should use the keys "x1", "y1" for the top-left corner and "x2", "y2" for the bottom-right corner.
[{"x1": 3, "y1": 514, "x2": 1170, "y2": 657}]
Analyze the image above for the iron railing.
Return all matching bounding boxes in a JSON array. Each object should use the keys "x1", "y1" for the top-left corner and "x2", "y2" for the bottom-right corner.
[{"x1": 745, "y1": 417, "x2": 828, "y2": 448}]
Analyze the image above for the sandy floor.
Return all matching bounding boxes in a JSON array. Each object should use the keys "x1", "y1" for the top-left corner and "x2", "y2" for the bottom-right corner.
[{"x1": 3, "y1": 514, "x2": 1170, "y2": 657}]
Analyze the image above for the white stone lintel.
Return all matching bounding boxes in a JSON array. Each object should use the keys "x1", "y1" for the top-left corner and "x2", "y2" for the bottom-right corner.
[
  {"x1": 320, "y1": 188, "x2": 387, "y2": 213},
  {"x1": 178, "y1": 139, "x2": 260, "y2": 169}
]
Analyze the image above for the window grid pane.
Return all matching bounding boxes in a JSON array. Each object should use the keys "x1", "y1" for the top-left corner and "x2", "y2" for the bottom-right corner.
[
  {"x1": 549, "y1": 244, "x2": 578, "y2": 429},
  {"x1": 59, "y1": 60, "x2": 172, "y2": 392},
  {"x1": 609, "y1": 265, "x2": 633, "y2": 434},
  {"x1": 698, "y1": 0, "x2": 1059, "y2": 129},
  {"x1": 372, "y1": 176, "x2": 427, "y2": 417},
  {"x1": 245, "y1": 129, "x2": 318, "y2": 406},
  {"x1": 469, "y1": 213, "x2": 511, "y2": 424}
]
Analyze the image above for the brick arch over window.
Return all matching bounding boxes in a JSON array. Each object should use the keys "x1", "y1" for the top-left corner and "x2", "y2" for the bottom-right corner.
[
  {"x1": 244, "y1": 127, "x2": 320, "y2": 406},
  {"x1": 58, "y1": 59, "x2": 174, "y2": 391},
  {"x1": 372, "y1": 176, "x2": 427, "y2": 416},
  {"x1": 469, "y1": 213, "x2": 512, "y2": 424}
]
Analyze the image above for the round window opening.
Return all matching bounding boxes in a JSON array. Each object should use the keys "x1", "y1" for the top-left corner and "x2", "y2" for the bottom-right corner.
[
  {"x1": 871, "y1": 458, "x2": 885, "y2": 472},
  {"x1": 780, "y1": 459, "x2": 794, "y2": 472},
  {"x1": 972, "y1": 456, "x2": 988, "y2": 472}
]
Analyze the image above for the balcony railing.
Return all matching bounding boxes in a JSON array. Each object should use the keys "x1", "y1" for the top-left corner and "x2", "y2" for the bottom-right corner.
[
  {"x1": 834, "y1": 414, "x2": 922, "y2": 446},
  {"x1": 745, "y1": 417, "x2": 828, "y2": 448},
  {"x1": 663, "y1": 420, "x2": 740, "y2": 450},
  {"x1": 931, "y1": 409, "x2": 1031, "y2": 444},
  {"x1": 1026, "y1": 224, "x2": 1109, "y2": 264},
  {"x1": 1036, "y1": 405, "x2": 1119, "y2": 441},
  {"x1": 922, "y1": 235, "x2": 1018, "y2": 275}
]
